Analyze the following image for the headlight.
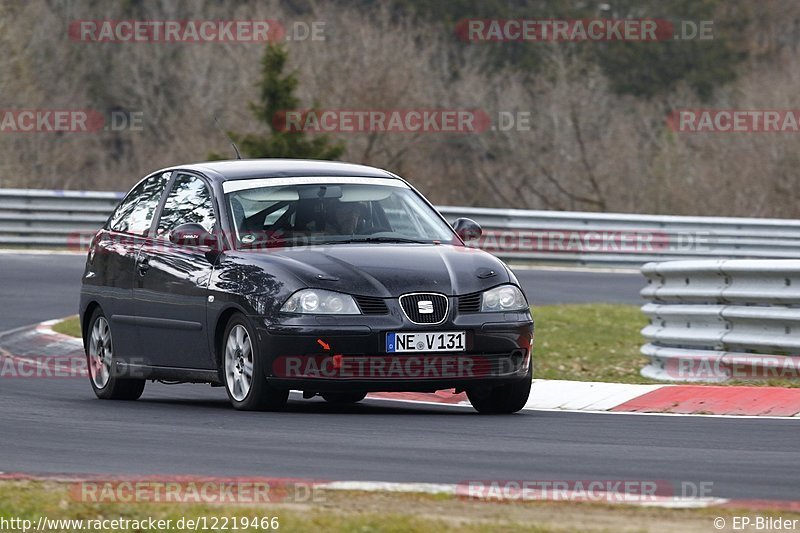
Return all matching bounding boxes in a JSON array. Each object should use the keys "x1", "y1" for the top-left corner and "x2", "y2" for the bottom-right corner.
[
  {"x1": 481, "y1": 285, "x2": 527, "y2": 312},
  {"x1": 281, "y1": 289, "x2": 361, "y2": 315}
]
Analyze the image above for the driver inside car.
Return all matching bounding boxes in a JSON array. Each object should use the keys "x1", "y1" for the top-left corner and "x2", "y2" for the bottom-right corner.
[{"x1": 326, "y1": 201, "x2": 368, "y2": 235}]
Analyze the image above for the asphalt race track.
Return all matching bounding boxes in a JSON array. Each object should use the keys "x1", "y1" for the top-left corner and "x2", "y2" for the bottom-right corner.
[
  {"x1": 1, "y1": 375, "x2": 797, "y2": 501},
  {"x1": 1, "y1": 252, "x2": 797, "y2": 502}
]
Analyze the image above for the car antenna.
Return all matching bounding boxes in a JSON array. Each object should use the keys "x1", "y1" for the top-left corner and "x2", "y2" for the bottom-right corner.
[{"x1": 213, "y1": 115, "x2": 242, "y2": 160}]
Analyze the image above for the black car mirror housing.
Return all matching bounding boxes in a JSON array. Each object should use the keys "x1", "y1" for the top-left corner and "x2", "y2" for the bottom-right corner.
[{"x1": 452, "y1": 218, "x2": 482, "y2": 242}]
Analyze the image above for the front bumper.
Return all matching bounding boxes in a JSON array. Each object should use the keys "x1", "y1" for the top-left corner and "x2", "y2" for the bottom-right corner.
[{"x1": 254, "y1": 311, "x2": 534, "y2": 393}]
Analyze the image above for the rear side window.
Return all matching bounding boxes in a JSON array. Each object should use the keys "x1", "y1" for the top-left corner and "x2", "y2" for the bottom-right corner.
[
  {"x1": 108, "y1": 172, "x2": 170, "y2": 235},
  {"x1": 156, "y1": 174, "x2": 216, "y2": 238}
]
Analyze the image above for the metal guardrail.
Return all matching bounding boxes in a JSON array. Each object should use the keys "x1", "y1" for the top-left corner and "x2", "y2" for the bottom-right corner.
[
  {"x1": 440, "y1": 206, "x2": 800, "y2": 265},
  {"x1": 2, "y1": 188, "x2": 800, "y2": 265},
  {"x1": 640, "y1": 259, "x2": 800, "y2": 382},
  {"x1": 0, "y1": 188, "x2": 122, "y2": 247}
]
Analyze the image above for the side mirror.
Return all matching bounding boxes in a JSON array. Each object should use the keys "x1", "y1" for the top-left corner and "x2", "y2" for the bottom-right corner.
[
  {"x1": 452, "y1": 218, "x2": 482, "y2": 242},
  {"x1": 169, "y1": 223, "x2": 218, "y2": 248}
]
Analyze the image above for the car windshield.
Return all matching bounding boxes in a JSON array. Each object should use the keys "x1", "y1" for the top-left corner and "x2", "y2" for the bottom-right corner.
[{"x1": 225, "y1": 178, "x2": 457, "y2": 248}]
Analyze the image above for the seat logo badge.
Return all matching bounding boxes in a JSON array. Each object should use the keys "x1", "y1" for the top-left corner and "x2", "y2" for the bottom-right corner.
[{"x1": 418, "y1": 300, "x2": 434, "y2": 314}]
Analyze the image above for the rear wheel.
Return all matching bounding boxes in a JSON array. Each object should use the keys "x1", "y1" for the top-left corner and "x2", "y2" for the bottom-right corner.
[
  {"x1": 86, "y1": 308, "x2": 145, "y2": 401},
  {"x1": 467, "y1": 365, "x2": 532, "y2": 414},
  {"x1": 222, "y1": 314, "x2": 288, "y2": 411},
  {"x1": 321, "y1": 392, "x2": 367, "y2": 404}
]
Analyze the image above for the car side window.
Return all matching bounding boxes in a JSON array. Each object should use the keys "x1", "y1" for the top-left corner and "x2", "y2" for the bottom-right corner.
[
  {"x1": 108, "y1": 172, "x2": 171, "y2": 235},
  {"x1": 156, "y1": 174, "x2": 216, "y2": 238}
]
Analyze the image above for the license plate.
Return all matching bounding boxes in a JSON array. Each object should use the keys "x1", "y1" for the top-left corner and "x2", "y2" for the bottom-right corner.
[{"x1": 386, "y1": 331, "x2": 466, "y2": 353}]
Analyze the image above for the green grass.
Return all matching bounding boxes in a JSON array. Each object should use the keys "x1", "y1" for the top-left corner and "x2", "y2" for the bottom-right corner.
[
  {"x1": 51, "y1": 305, "x2": 799, "y2": 386},
  {"x1": 533, "y1": 304, "x2": 651, "y2": 384},
  {"x1": 52, "y1": 316, "x2": 81, "y2": 338}
]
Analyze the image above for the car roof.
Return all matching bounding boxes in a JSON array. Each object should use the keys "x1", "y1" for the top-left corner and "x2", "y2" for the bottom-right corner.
[{"x1": 172, "y1": 159, "x2": 399, "y2": 182}]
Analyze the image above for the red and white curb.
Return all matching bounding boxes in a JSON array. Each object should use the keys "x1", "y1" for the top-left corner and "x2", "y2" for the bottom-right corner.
[
  {"x1": 526, "y1": 380, "x2": 800, "y2": 418},
  {"x1": 0, "y1": 318, "x2": 85, "y2": 377},
  {"x1": 372, "y1": 379, "x2": 800, "y2": 418}
]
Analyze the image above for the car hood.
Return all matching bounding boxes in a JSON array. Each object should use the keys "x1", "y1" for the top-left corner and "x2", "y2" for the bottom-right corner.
[{"x1": 236, "y1": 244, "x2": 512, "y2": 297}]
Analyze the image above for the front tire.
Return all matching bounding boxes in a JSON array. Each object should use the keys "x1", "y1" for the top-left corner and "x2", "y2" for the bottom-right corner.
[
  {"x1": 221, "y1": 314, "x2": 288, "y2": 411},
  {"x1": 86, "y1": 308, "x2": 145, "y2": 401},
  {"x1": 467, "y1": 364, "x2": 532, "y2": 414}
]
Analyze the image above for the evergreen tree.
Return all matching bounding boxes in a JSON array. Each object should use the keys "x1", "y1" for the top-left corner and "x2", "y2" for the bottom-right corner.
[{"x1": 211, "y1": 44, "x2": 345, "y2": 160}]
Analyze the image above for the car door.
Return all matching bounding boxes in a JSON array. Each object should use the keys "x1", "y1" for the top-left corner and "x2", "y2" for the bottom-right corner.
[
  {"x1": 133, "y1": 172, "x2": 218, "y2": 369},
  {"x1": 94, "y1": 171, "x2": 171, "y2": 363}
]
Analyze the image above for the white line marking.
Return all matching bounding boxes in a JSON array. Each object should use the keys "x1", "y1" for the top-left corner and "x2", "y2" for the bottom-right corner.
[
  {"x1": 322, "y1": 481, "x2": 457, "y2": 495},
  {"x1": 316, "y1": 480, "x2": 729, "y2": 509}
]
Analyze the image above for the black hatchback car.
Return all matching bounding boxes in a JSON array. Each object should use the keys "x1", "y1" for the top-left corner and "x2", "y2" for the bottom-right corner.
[{"x1": 79, "y1": 160, "x2": 534, "y2": 413}]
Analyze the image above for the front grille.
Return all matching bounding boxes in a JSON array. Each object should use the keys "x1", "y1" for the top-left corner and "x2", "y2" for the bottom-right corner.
[
  {"x1": 399, "y1": 293, "x2": 448, "y2": 324},
  {"x1": 354, "y1": 295, "x2": 389, "y2": 315},
  {"x1": 458, "y1": 292, "x2": 482, "y2": 314}
]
